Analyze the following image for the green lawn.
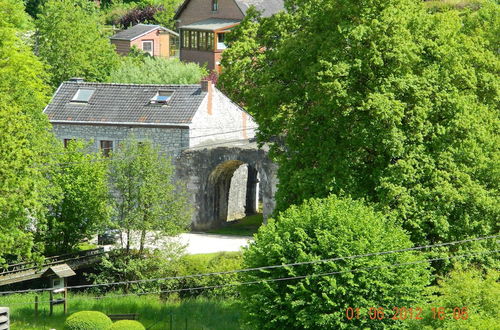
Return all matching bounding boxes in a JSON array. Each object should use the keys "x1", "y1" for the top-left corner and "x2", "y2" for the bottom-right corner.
[
  {"x1": 1, "y1": 293, "x2": 245, "y2": 330},
  {"x1": 206, "y1": 214, "x2": 263, "y2": 237}
]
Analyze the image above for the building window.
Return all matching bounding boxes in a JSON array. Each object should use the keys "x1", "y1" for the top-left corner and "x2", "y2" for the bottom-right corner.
[
  {"x1": 190, "y1": 31, "x2": 198, "y2": 50},
  {"x1": 100, "y1": 140, "x2": 113, "y2": 157},
  {"x1": 199, "y1": 32, "x2": 207, "y2": 50},
  {"x1": 182, "y1": 30, "x2": 190, "y2": 49},
  {"x1": 142, "y1": 40, "x2": 154, "y2": 55},
  {"x1": 212, "y1": 0, "x2": 218, "y2": 12},
  {"x1": 207, "y1": 32, "x2": 214, "y2": 50},
  {"x1": 63, "y1": 139, "x2": 75, "y2": 148},
  {"x1": 217, "y1": 33, "x2": 226, "y2": 50},
  {"x1": 151, "y1": 91, "x2": 173, "y2": 104},
  {"x1": 71, "y1": 89, "x2": 95, "y2": 103}
]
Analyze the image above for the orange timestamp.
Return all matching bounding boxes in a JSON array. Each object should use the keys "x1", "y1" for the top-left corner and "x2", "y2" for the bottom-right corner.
[{"x1": 345, "y1": 306, "x2": 469, "y2": 321}]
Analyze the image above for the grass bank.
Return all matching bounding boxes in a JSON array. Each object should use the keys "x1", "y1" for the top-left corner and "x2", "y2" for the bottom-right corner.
[
  {"x1": 1, "y1": 293, "x2": 244, "y2": 329},
  {"x1": 207, "y1": 214, "x2": 263, "y2": 236}
]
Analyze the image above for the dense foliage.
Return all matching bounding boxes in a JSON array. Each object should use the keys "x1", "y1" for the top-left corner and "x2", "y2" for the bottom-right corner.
[
  {"x1": 64, "y1": 311, "x2": 112, "y2": 330},
  {"x1": 109, "y1": 139, "x2": 191, "y2": 252},
  {"x1": 240, "y1": 195, "x2": 430, "y2": 329},
  {"x1": 108, "y1": 320, "x2": 145, "y2": 330},
  {"x1": 109, "y1": 56, "x2": 206, "y2": 85},
  {"x1": 42, "y1": 141, "x2": 111, "y2": 254},
  {"x1": 0, "y1": 0, "x2": 54, "y2": 264},
  {"x1": 36, "y1": 0, "x2": 119, "y2": 87},
  {"x1": 410, "y1": 266, "x2": 499, "y2": 329},
  {"x1": 220, "y1": 0, "x2": 500, "y2": 258}
]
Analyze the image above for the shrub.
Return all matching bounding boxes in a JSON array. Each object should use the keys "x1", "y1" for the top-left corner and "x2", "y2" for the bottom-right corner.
[
  {"x1": 409, "y1": 266, "x2": 500, "y2": 329},
  {"x1": 64, "y1": 311, "x2": 112, "y2": 330},
  {"x1": 108, "y1": 57, "x2": 206, "y2": 85},
  {"x1": 109, "y1": 320, "x2": 145, "y2": 330},
  {"x1": 240, "y1": 195, "x2": 431, "y2": 329}
]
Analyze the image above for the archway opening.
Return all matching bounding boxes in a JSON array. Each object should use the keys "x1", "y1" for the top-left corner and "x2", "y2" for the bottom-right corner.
[{"x1": 209, "y1": 160, "x2": 261, "y2": 224}]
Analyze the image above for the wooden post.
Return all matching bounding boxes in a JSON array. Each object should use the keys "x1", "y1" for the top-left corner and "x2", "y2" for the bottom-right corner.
[
  {"x1": 34, "y1": 296, "x2": 38, "y2": 317},
  {"x1": 49, "y1": 291, "x2": 53, "y2": 316},
  {"x1": 63, "y1": 288, "x2": 68, "y2": 315}
]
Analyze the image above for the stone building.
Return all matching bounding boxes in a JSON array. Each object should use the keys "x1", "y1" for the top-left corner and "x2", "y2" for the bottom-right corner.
[
  {"x1": 44, "y1": 78, "x2": 277, "y2": 229},
  {"x1": 175, "y1": 0, "x2": 284, "y2": 71}
]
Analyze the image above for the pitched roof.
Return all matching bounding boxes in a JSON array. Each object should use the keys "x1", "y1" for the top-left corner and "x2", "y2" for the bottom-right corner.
[
  {"x1": 234, "y1": 0, "x2": 285, "y2": 17},
  {"x1": 110, "y1": 24, "x2": 179, "y2": 41},
  {"x1": 180, "y1": 18, "x2": 241, "y2": 31},
  {"x1": 42, "y1": 264, "x2": 76, "y2": 278},
  {"x1": 44, "y1": 82, "x2": 207, "y2": 126},
  {"x1": 174, "y1": 0, "x2": 284, "y2": 19}
]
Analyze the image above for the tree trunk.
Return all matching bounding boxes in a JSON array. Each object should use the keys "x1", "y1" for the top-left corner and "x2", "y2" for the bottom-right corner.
[
  {"x1": 126, "y1": 229, "x2": 130, "y2": 254},
  {"x1": 139, "y1": 229, "x2": 146, "y2": 253}
]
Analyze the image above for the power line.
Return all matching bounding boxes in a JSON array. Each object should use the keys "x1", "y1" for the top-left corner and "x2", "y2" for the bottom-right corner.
[
  {"x1": 2, "y1": 249, "x2": 498, "y2": 306},
  {"x1": 0, "y1": 234, "x2": 496, "y2": 296}
]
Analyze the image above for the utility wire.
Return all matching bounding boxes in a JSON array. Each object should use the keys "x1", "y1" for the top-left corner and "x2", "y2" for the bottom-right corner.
[
  {"x1": 2, "y1": 249, "x2": 498, "y2": 306},
  {"x1": 0, "y1": 234, "x2": 496, "y2": 296}
]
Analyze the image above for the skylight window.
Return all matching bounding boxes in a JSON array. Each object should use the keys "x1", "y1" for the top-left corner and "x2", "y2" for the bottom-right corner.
[
  {"x1": 151, "y1": 91, "x2": 173, "y2": 104},
  {"x1": 72, "y1": 89, "x2": 95, "y2": 103}
]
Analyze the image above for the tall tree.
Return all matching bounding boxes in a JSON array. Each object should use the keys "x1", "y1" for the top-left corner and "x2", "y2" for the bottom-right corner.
[
  {"x1": 0, "y1": 0, "x2": 55, "y2": 264},
  {"x1": 109, "y1": 139, "x2": 191, "y2": 253},
  {"x1": 220, "y1": 0, "x2": 499, "y2": 255},
  {"x1": 36, "y1": 0, "x2": 119, "y2": 88},
  {"x1": 43, "y1": 141, "x2": 111, "y2": 254}
]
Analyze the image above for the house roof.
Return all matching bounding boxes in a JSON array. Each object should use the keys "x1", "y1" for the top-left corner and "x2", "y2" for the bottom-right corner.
[
  {"x1": 44, "y1": 82, "x2": 207, "y2": 126},
  {"x1": 174, "y1": 0, "x2": 284, "y2": 20},
  {"x1": 42, "y1": 264, "x2": 76, "y2": 279},
  {"x1": 180, "y1": 18, "x2": 241, "y2": 31},
  {"x1": 110, "y1": 24, "x2": 179, "y2": 41},
  {"x1": 234, "y1": 0, "x2": 285, "y2": 17}
]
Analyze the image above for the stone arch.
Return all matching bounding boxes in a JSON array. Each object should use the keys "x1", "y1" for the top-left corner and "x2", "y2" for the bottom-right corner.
[{"x1": 174, "y1": 144, "x2": 277, "y2": 230}]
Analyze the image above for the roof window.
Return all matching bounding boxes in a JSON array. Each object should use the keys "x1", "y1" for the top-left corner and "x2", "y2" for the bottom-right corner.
[
  {"x1": 71, "y1": 89, "x2": 95, "y2": 103},
  {"x1": 151, "y1": 91, "x2": 173, "y2": 104}
]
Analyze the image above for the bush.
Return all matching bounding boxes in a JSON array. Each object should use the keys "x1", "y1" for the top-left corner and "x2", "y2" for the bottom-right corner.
[
  {"x1": 109, "y1": 320, "x2": 145, "y2": 330},
  {"x1": 240, "y1": 195, "x2": 431, "y2": 329},
  {"x1": 64, "y1": 311, "x2": 112, "y2": 330},
  {"x1": 410, "y1": 266, "x2": 499, "y2": 329},
  {"x1": 108, "y1": 57, "x2": 206, "y2": 85}
]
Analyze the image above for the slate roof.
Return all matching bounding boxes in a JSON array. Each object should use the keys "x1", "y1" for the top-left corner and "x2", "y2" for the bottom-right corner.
[
  {"x1": 235, "y1": 0, "x2": 285, "y2": 17},
  {"x1": 180, "y1": 18, "x2": 241, "y2": 31},
  {"x1": 110, "y1": 24, "x2": 178, "y2": 41},
  {"x1": 44, "y1": 82, "x2": 207, "y2": 126},
  {"x1": 174, "y1": 0, "x2": 284, "y2": 19}
]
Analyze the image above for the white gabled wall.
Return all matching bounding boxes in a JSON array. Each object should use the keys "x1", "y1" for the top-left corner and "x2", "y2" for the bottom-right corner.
[{"x1": 189, "y1": 86, "x2": 257, "y2": 147}]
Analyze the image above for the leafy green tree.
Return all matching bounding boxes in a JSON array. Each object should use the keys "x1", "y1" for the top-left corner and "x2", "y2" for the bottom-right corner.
[
  {"x1": 36, "y1": 0, "x2": 119, "y2": 88},
  {"x1": 220, "y1": 0, "x2": 500, "y2": 256},
  {"x1": 0, "y1": 0, "x2": 55, "y2": 264},
  {"x1": 109, "y1": 139, "x2": 191, "y2": 253},
  {"x1": 43, "y1": 141, "x2": 111, "y2": 254},
  {"x1": 240, "y1": 195, "x2": 430, "y2": 329},
  {"x1": 410, "y1": 266, "x2": 499, "y2": 329},
  {"x1": 108, "y1": 56, "x2": 206, "y2": 84}
]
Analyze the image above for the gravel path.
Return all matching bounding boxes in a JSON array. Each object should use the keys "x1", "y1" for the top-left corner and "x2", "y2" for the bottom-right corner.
[{"x1": 110, "y1": 231, "x2": 253, "y2": 255}]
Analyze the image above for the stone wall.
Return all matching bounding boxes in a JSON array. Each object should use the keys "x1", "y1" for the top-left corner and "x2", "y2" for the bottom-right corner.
[
  {"x1": 227, "y1": 164, "x2": 248, "y2": 221},
  {"x1": 51, "y1": 124, "x2": 190, "y2": 158}
]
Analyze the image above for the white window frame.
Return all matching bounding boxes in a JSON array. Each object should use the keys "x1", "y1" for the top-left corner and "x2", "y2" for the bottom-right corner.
[{"x1": 142, "y1": 40, "x2": 154, "y2": 56}]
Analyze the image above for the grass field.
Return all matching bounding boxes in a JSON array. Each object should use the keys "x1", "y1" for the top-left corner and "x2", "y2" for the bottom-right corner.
[
  {"x1": 207, "y1": 214, "x2": 263, "y2": 236},
  {"x1": 1, "y1": 293, "x2": 245, "y2": 329}
]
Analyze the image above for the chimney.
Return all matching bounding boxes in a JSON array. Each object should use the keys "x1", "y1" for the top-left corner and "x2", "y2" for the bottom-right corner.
[
  {"x1": 69, "y1": 77, "x2": 85, "y2": 83},
  {"x1": 201, "y1": 79, "x2": 213, "y2": 115}
]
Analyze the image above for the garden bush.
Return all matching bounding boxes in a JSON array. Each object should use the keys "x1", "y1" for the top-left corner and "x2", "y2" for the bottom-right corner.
[
  {"x1": 109, "y1": 320, "x2": 145, "y2": 330},
  {"x1": 240, "y1": 195, "x2": 431, "y2": 329},
  {"x1": 64, "y1": 311, "x2": 112, "y2": 330}
]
